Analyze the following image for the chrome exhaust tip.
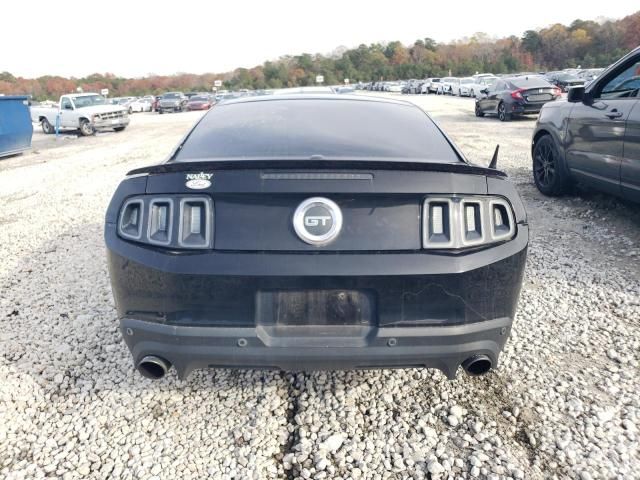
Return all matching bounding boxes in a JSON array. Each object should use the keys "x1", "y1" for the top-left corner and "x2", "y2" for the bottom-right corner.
[
  {"x1": 461, "y1": 355, "x2": 493, "y2": 377},
  {"x1": 137, "y1": 355, "x2": 171, "y2": 379}
]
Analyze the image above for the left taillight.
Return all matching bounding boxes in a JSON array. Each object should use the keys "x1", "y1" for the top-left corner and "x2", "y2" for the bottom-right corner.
[
  {"x1": 119, "y1": 199, "x2": 144, "y2": 240},
  {"x1": 117, "y1": 195, "x2": 213, "y2": 249},
  {"x1": 510, "y1": 88, "x2": 525, "y2": 100}
]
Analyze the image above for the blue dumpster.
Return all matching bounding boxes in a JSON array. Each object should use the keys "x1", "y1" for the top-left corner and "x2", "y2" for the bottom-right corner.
[{"x1": 0, "y1": 95, "x2": 33, "y2": 158}]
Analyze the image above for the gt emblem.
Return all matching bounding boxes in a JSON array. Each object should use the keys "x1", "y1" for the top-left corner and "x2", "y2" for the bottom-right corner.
[
  {"x1": 293, "y1": 197, "x2": 343, "y2": 246},
  {"x1": 304, "y1": 215, "x2": 331, "y2": 227}
]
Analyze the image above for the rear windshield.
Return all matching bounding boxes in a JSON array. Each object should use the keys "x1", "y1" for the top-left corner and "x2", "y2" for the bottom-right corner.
[
  {"x1": 173, "y1": 98, "x2": 460, "y2": 163},
  {"x1": 509, "y1": 77, "x2": 551, "y2": 88}
]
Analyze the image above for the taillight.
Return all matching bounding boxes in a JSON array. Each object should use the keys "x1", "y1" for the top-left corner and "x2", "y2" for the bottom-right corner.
[
  {"x1": 118, "y1": 195, "x2": 213, "y2": 249},
  {"x1": 552, "y1": 87, "x2": 562, "y2": 96},
  {"x1": 423, "y1": 196, "x2": 516, "y2": 249},
  {"x1": 510, "y1": 88, "x2": 525, "y2": 100}
]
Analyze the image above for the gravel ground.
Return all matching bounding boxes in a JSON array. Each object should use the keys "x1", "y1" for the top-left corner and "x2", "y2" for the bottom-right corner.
[{"x1": 1, "y1": 96, "x2": 638, "y2": 480}]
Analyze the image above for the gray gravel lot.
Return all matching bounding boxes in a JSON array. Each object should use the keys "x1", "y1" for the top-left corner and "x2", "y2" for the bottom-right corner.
[{"x1": 1, "y1": 95, "x2": 638, "y2": 480}]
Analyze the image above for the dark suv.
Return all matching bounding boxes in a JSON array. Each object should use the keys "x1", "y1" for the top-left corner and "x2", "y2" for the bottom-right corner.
[{"x1": 532, "y1": 46, "x2": 640, "y2": 202}]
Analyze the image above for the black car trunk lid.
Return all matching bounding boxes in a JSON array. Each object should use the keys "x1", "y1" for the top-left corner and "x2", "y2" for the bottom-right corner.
[{"x1": 137, "y1": 160, "x2": 496, "y2": 252}]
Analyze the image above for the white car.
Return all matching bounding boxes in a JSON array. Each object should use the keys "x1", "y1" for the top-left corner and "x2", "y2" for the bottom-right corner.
[
  {"x1": 460, "y1": 76, "x2": 498, "y2": 97},
  {"x1": 457, "y1": 78, "x2": 476, "y2": 97},
  {"x1": 30, "y1": 93, "x2": 128, "y2": 136},
  {"x1": 386, "y1": 82, "x2": 403, "y2": 93},
  {"x1": 129, "y1": 98, "x2": 153, "y2": 113},
  {"x1": 440, "y1": 77, "x2": 460, "y2": 95},
  {"x1": 424, "y1": 78, "x2": 440, "y2": 93}
]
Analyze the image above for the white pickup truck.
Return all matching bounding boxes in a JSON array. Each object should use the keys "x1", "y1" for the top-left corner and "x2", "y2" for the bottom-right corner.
[{"x1": 30, "y1": 93, "x2": 130, "y2": 136}]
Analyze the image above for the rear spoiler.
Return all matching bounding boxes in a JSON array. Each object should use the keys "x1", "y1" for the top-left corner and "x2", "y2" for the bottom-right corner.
[{"x1": 127, "y1": 159, "x2": 507, "y2": 178}]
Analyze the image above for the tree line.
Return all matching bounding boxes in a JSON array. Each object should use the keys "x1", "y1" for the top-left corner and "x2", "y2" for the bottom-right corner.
[{"x1": 1, "y1": 11, "x2": 638, "y2": 101}]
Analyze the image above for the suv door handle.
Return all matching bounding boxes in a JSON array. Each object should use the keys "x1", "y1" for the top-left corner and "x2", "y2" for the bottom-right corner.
[{"x1": 605, "y1": 110, "x2": 623, "y2": 119}]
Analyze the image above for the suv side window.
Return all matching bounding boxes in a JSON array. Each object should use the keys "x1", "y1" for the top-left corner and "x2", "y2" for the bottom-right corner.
[{"x1": 599, "y1": 60, "x2": 640, "y2": 99}]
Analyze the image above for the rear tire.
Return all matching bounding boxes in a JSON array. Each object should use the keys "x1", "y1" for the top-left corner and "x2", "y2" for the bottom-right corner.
[
  {"x1": 79, "y1": 119, "x2": 94, "y2": 136},
  {"x1": 533, "y1": 134, "x2": 571, "y2": 196},
  {"x1": 475, "y1": 103, "x2": 485, "y2": 117},
  {"x1": 41, "y1": 118, "x2": 54, "y2": 134},
  {"x1": 114, "y1": 126, "x2": 126, "y2": 132},
  {"x1": 498, "y1": 102, "x2": 510, "y2": 122}
]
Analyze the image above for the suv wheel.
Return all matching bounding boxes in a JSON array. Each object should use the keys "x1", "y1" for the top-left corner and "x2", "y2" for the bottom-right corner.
[{"x1": 533, "y1": 134, "x2": 571, "y2": 196}]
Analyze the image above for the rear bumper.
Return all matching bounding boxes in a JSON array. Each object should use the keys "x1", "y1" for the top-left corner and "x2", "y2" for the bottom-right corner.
[
  {"x1": 511, "y1": 103, "x2": 545, "y2": 115},
  {"x1": 121, "y1": 316, "x2": 513, "y2": 379},
  {"x1": 106, "y1": 223, "x2": 527, "y2": 379}
]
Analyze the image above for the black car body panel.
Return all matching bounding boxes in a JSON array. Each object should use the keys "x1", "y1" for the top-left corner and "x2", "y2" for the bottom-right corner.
[
  {"x1": 532, "y1": 46, "x2": 640, "y2": 202},
  {"x1": 105, "y1": 94, "x2": 528, "y2": 380}
]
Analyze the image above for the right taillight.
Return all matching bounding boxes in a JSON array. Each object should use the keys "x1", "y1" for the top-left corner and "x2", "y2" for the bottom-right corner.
[
  {"x1": 423, "y1": 196, "x2": 515, "y2": 249},
  {"x1": 117, "y1": 195, "x2": 213, "y2": 249},
  {"x1": 178, "y1": 197, "x2": 213, "y2": 248}
]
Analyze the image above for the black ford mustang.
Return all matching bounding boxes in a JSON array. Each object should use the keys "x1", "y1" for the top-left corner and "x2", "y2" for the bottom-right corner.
[{"x1": 105, "y1": 94, "x2": 528, "y2": 380}]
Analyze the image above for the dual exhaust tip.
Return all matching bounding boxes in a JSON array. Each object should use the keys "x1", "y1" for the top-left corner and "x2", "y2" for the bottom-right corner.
[
  {"x1": 461, "y1": 355, "x2": 493, "y2": 377},
  {"x1": 135, "y1": 354, "x2": 493, "y2": 380},
  {"x1": 137, "y1": 355, "x2": 171, "y2": 379}
]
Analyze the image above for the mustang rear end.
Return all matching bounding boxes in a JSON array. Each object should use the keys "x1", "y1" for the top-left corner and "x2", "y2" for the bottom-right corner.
[{"x1": 105, "y1": 94, "x2": 528, "y2": 380}]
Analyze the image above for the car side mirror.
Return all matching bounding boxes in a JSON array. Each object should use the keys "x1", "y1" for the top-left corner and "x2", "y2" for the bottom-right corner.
[
  {"x1": 567, "y1": 86, "x2": 585, "y2": 103},
  {"x1": 480, "y1": 88, "x2": 488, "y2": 95}
]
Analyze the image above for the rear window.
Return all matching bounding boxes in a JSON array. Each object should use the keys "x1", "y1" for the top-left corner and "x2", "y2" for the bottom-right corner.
[
  {"x1": 174, "y1": 98, "x2": 460, "y2": 163},
  {"x1": 509, "y1": 77, "x2": 551, "y2": 89}
]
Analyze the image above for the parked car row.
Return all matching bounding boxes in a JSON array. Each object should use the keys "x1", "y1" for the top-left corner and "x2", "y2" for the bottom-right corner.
[
  {"x1": 357, "y1": 66, "x2": 605, "y2": 99},
  {"x1": 106, "y1": 92, "x2": 218, "y2": 115}
]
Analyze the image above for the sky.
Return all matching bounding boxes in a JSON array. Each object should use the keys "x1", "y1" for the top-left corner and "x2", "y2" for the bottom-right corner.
[{"x1": 3, "y1": 1, "x2": 638, "y2": 78}]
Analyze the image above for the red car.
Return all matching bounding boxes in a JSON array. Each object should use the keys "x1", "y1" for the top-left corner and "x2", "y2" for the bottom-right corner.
[{"x1": 186, "y1": 95, "x2": 214, "y2": 111}]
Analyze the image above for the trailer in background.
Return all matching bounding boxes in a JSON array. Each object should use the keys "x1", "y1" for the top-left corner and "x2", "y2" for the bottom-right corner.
[{"x1": 0, "y1": 95, "x2": 33, "y2": 158}]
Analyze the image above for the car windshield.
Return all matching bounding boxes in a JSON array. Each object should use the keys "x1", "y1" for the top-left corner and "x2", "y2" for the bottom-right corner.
[
  {"x1": 174, "y1": 98, "x2": 461, "y2": 163},
  {"x1": 163, "y1": 93, "x2": 181, "y2": 99},
  {"x1": 72, "y1": 95, "x2": 107, "y2": 108}
]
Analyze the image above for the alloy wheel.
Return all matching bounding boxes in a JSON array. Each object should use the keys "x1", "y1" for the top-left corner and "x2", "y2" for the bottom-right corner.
[{"x1": 534, "y1": 142, "x2": 556, "y2": 187}]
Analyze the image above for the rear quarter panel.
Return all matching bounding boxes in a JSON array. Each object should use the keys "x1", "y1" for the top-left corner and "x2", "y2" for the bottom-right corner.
[{"x1": 533, "y1": 101, "x2": 574, "y2": 158}]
